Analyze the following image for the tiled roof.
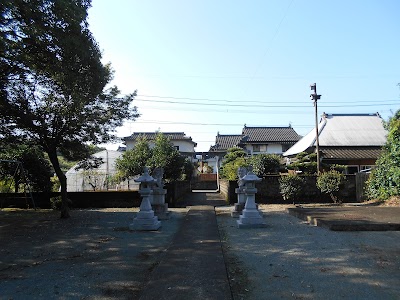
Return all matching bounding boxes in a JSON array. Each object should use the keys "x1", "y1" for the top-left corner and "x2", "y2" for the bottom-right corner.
[
  {"x1": 242, "y1": 126, "x2": 300, "y2": 143},
  {"x1": 209, "y1": 135, "x2": 244, "y2": 152},
  {"x1": 284, "y1": 113, "x2": 387, "y2": 157},
  {"x1": 124, "y1": 132, "x2": 195, "y2": 144},
  {"x1": 321, "y1": 147, "x2": 383, "y2": 160}
]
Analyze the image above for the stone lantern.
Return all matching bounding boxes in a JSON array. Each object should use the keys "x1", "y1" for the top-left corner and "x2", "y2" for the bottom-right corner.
[
  {"x1": 231, "y1": 167, "x2": 247, "y2": 217},
  {"x1": 151, "y1": 167, "x2": 169, "y2": 220},
  {"x1": 129, "y1": 167, "x2": 161, "y2": 231},
  {"x1": 237, "y1": 170, "x2": 266, "y2": 228}
]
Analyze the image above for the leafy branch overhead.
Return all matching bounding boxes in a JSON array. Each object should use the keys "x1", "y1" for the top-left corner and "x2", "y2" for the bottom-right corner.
[{"x1": 0, "y1": 0, "x2": 139, "y2": 218}]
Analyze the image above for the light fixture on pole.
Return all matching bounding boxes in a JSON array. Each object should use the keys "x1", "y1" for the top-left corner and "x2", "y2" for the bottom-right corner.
[{"x1": 310, "y1": 83, "x2": 321, "y2": 174}]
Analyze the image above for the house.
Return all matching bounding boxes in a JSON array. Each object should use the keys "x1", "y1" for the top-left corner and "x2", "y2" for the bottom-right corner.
[
  {"x1": 283, "y1": 113, "x2": 387, "y2": 174},
  {"x1": 123, "y1": 132, "x2": 197, "y2": 159},
  {"x1": 209, "y1": 125, "x2": 301, "y2": 157}
]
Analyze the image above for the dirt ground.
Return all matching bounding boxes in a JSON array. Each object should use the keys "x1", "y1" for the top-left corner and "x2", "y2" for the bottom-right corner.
[
  {"x1": 217, "y1": 204, "x2": 400, "y2": 300},
  {"x1": 1, "y1": 201, "x2": 399, "y2": 299},
  {"x1": 0, "y1": 208, "x2": 188, "y2": 299}
]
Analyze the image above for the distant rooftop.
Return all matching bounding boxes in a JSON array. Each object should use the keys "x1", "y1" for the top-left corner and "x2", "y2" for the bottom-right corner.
[
  {"x1": 210, "y1": 126, "x2": 300, "y2": 152},
  {"x1": 283, "y1": 113, "x2": 387, "y2": 157},
  {"x1": 124, "y1": 132, "x2": 197, "y2": 146},
  {"x1": 242, "y1": 126, "x2": 300, "y2": 143},
  {"x1": 209, "y1": 134, "x2": 243, "y2": 152}
]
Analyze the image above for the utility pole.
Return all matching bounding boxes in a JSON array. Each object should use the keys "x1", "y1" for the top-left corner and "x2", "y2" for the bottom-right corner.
[{"x1": 310, "y1": 83, "x2": 321, "y2": 174}]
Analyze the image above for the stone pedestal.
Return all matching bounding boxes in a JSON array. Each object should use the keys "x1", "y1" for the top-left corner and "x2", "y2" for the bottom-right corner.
[
  {"x1": 151, "y1": 187, "x2": 170, "y2": 220},
  {"x1": 130, "y1": 187, "x2": 161, "y2": 231},
  {"x1": 237, "y1": 187, "x2": 266, "y2": 228},
  {"x1": 236, "y1": 171, "x2": 266, "y2": 229},
  {"x1": 231, "y1": 187, "x2": 246, "y2": 218}
]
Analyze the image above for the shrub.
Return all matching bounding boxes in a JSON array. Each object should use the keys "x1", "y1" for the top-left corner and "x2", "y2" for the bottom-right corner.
[
  {"x1": 366, "y1": 110, "x2": 400, "y2": 200},
  {"x1": 249, "y1": 154, "x2": 281, "y2": 176},
  {"x1": 50, "y1": 196, "x2": 62, "y2": 210},
  {"x1": 316, "y1": 170, "x2": 345, "y2": 203},
  {"x1": 279, "y1": 174, "x2": 305, "y2": 203}
]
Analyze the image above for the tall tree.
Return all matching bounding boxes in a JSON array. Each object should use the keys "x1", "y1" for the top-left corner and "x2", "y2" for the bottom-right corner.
[{"x1": 0, "y1": 0, "x2": 139, "y2": 217}]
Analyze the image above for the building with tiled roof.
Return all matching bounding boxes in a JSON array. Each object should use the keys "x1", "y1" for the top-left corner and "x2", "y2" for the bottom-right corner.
[
  {"x1": 209, "y1": 126, "x2": 300, "y2": 156},
  {"x1": 123, "y1": 132, "x2": 197, "y2": 157},
  {"x1": 283, "y1": 113, "x2": 387, "y2": 174}
]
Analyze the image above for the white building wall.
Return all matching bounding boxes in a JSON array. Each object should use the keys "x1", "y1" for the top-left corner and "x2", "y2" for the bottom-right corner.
[
  {"x1": 125, "y1": 140, "x2": 195, "y2": 152},
  {"x1": 267, "y1": 144, "x2": 283, "y2": 154}
]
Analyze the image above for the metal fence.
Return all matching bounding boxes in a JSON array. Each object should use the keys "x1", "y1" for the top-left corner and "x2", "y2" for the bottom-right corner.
[{"x1": 66, "y1": 172, "x2": 139, "y2": 192}]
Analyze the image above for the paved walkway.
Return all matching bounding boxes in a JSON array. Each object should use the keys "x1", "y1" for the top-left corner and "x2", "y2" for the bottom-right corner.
[{"x1": 139, "y1": 192, "x2": 232, "y2": 300}]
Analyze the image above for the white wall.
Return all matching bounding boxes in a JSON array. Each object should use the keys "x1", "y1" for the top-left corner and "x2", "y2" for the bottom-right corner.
[
  {"x1": 267, "y1": 144, "x2": 283, "y2": 154},
  {"x1": 245, "y1": 144, "x2": 283, "y2": 154},
  {"x1": 125, "y1": 140, "x2": 195, "y2": 152}
]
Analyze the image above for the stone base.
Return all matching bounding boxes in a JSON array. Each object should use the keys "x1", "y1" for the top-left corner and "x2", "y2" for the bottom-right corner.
[
  {"x1": 152, "y1": 204, "x2": 170, "y2": 220},
  {"x1": 231, "y1": 203, "x2": 244, "y2": 218},
  {"x1": 129, "y1": 217, "x2": 161, "y2": 231},
  {"x1": 237, "y1": 208, "x2": 266, "y2": 229}
]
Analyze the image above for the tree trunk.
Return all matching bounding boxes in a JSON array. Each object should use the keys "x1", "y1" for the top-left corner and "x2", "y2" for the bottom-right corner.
[{"x1": 47, "y1": 149, "x2": 70, "y2": 218}]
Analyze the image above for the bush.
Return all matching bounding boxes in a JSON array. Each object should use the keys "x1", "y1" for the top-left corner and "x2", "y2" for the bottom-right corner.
[
  {"x1": 279, "y1": 174, "x2": 305, "y2": 203},
  {"x1": 220, "y1": 147, "x2": 249, "y2": 180},
  {"x1": 249, "y1": 154, "x2": 281, "y2": 176},
  {"x1": 50, "y1": 196, "x2": 62, "y2": 210},
  {"x1": 366, "y1": 110, "x2": 400, "y2": 200},
  {"x1": 316, "y1": 170, "x2": 345, "y2": 203}
]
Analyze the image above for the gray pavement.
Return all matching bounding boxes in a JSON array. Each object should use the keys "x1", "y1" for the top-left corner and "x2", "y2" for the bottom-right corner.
[{"x1": 139, "y1": 192, "x2": 232, "y2": 300}]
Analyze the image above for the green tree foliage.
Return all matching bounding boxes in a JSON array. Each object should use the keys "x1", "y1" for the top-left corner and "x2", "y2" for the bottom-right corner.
[
  {"x1": 249, "y1": 153, "x2": 281, "y2": 176},
  {"x1": 220, "y1": 147, "x2": 248, "y2": 180},
  {"x1": 149, "y1": 133, "x2": 187, "y2": 182},
  {"x1": 287, "y1": 152, "x2": 346, "y2": 174},
  {"x1": 181, "y1": 157, "x2": 195, "y2": 180},
  {"x1": 279, "y1": 174, "x2": 305, "y2": 203},
  {"x1": 115, "y1": 133, "x2": 192, "y2": 183},
  {"x1": 316, "y1": 170, "x2": 345, "y2": 203},
  {"x1": 0, "y1": 0, "x2": 139, "y2": 218},
  {"x1": 367, "y1": 110, "x2": 400, "y2": 200},
  {"x1": 0, "y1": 143, "x2": 52, "y2": 192},
  {"x1": 115, "y1": 137, "x2": 152, "y2": 181},
  {"x1": 286, "y1": 152, "x2": 318, "y2": 174}
]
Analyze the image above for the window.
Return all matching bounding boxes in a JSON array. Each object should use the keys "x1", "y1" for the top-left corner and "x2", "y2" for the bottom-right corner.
[
  {"x1": 346, "y1": 165, "x2": 359, "y2": 174},
  {"x1": 253, "y1": 145, "x2": 260, "y2": 152},
  {"x1": 174, "y1": 146, "x2": 180, "y2": 151}
]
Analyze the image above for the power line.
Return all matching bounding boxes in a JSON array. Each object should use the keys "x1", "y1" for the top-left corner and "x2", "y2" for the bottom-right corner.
[
  {"x1": 241, "y1": 0, "x2": 295, "y2": 98},
  {"x1": 134, "y1": 98, "x2": 399, "y2": 108},
  {"x1": 127, "y1": 119, "x2": 314, "y2": 127},
  {"x1": 138, "y1": 94, "x2": 400, "y2": 105}
]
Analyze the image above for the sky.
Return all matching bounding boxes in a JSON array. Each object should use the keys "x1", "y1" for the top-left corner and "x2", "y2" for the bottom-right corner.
[{"x1": 88, "y1": 0, "x2": 400, "y2": 152}]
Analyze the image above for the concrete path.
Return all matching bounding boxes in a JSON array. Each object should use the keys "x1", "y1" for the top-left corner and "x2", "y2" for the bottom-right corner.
[{"x1": 139, "y1": 192, "x2": 232, "y2": 300}]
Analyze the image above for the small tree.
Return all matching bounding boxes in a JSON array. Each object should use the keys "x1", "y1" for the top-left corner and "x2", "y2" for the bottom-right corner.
[
  {"x1": 115, "y1": 133, "x2": 188, "y2": 183},
  {"x1": 220, "y1": 147, "x2": 248, "y2": 180},
  {"x1": 279, "y1": 174, "x2": 305, "y2": 203},
  {"x1": 115, "y1": 137, "x2": 152, "y2": 181},
  {"x1": 181, "y1": 157, "x2": 195, "y2": 180},
  {"x1": 286, "y1": 152, "x2": 318, "y2": 174},
  {"x1": 149, "y1": 133, "x2": 185, "y2": 182},
  {"x1": 316, "y1": 170, "x2": 345, "y2": 203},
  {"x1": 249, "y1": 154, "x2": 281, "y2": 176}
]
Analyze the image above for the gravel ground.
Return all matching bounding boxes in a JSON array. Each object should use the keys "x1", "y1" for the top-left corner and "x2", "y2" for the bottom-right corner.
[
  {"x1": 216, "y1": 204, "x2": 400, "y2": 300},
  {"x1": 0, "y1": 208, "x2": 188, "y2": 299}
]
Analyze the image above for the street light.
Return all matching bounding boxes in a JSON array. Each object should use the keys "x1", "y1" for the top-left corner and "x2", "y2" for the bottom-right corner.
[{"x1": 310, "y1": 83, "x2": 321, "y2": 174}]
